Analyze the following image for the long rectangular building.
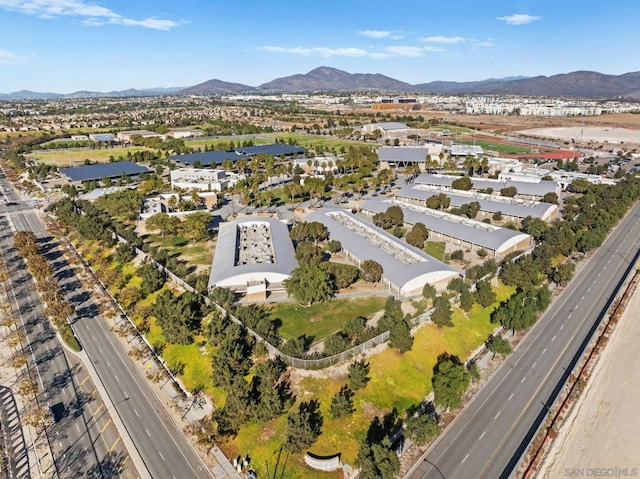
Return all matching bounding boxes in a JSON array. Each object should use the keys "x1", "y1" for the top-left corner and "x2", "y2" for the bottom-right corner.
[
  {"x1": 414, "y1": 173, "x2": 558, "y2": 198},
  {"x1": 361, "y1": 198, "x2": 532, "y2": 257},
  {"x1": 396, "y1": 185, "x2": 558, "y2": 222},
  {"x1": 306, "y1": 209, "x2": 459, "y2": 296}
]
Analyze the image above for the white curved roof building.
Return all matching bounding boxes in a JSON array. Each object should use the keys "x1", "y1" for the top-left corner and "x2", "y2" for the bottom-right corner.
[
  {"x1": 306, "y1": 209, "x2": 459, "y2": 296},
  {"x1": 362, "y1": 198, "x2": 533, "y2": 257},
  {"x1": 208, "y1": 217, "x2": 298, "y2": 292}
]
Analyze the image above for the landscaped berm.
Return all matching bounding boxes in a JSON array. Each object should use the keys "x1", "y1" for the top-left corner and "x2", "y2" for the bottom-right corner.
[{"x1": 222, "y1": 284, "x2": 513, "y2": 479}]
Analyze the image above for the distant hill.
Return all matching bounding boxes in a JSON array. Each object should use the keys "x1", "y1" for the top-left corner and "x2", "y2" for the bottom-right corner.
[
  {"x1": 4, "y1": 68, "x2": 640, "y2": 100},
  {"x1": 0, "y1": 87, "x2": 184, "y2": 101},
  {"x1": 178, "y1": 79, "x2": 255, "y2": 96},
  {"x1": 415, "y1": 71, "x2": 640, "y2": 97},
  {"x1": 257, "y1": 66, "x2": 415, "y2": 93}
]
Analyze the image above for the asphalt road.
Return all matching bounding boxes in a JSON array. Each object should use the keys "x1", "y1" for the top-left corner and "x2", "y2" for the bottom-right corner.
[
  {"x1": 0, "y1": 213, "x2": 131, "y2": 478},
  {"x1": 406, "y1": 201, "x2": 640, "y2": 479},
  {"x1": 0, "y1": 170, "x2": 214, "y2": 478}
]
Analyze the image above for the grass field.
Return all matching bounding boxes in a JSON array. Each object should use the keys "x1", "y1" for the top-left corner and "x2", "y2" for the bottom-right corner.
[
  {"x1": 424, "y1": 241, "x2": 447, "y2": 262},
  {"x1": 269, "y1": 296, "x2": 386, "y2": 341},
  {"x1": 226, "y1": 282, "x2": 515, "y2": 475},
  {"x1": 145, "y1": 233, "x2": 214, "y2": 267},
  {"x1": 184, "y1": 132, "x2": 371, "y2": 153},
  {"x1": 457, "y1": 139, "x2": 536, "y2": 155},
  {"x1": 29, "y1": 146, "x2": 155, "y2": 166}
]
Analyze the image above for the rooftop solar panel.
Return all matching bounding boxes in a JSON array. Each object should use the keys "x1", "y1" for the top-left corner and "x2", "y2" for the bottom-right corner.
[{"x1": 60, "y1": 161, "x2": 151, "y2": 182}]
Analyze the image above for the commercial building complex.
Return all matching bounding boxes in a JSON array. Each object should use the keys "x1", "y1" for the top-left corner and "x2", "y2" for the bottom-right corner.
[
  {"x1": 361, "y1": 198, "x2": 533, "y2": 257},
  {"x1": 306, "y1": 209, "x2": 459, "y2": 296},
  {"x1": 208, "y1": 217, "x2": 298, "y2": 300},
  {"x1": 60, "y1": 161, "x2": 151, "y2": 183}
]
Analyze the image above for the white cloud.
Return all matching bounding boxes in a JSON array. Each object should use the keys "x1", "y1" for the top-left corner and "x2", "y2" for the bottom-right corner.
[
  {"x1": 370, "y1": 52, "x2": 391, "y2": 59},
  {"x1": 423, "y1": 45, "x2": 446, "y2": 52},
  {"x1": 384, "y1": 46, "x2": 425, "y2": 57},
  {"x1": 421, "y1": 35, "x2": 466, "y2": 44},
  {"x1": 473, "y1": 39, "x2": 495, "y2": 47},
  {"x1": 497, "y1": 13, "x2": 541, "y2": 25},
  {"x1": 0, "y1": 49, "x2": 30, "y2": 64},
  {"x1": 358, "y1": 30, "x2": 391, "y2": 39},
  {"x1": 314, "y1": 47, "x2": 368, "y2": 57},
  {"x1": 260, "y1": 46, "x2": 367, "y2": 57},
  {"x1": 0, "y1": 0, "x2": 180, "y2": 30}
]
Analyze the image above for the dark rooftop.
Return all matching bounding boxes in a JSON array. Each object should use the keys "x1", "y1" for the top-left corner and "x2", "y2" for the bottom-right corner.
[
  {"x1": 60, "y1": 161, "x2": 151, "y2": 182},
  {"x1": 235, "y1": 144, "x2": 305, "y2": 157},
  {"x1": 170, "y1": 150, "x2": 248, "y2": 167}
]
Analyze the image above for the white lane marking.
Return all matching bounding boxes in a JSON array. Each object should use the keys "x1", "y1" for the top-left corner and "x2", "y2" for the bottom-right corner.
[
  {"x1": 608, "y1": 260, "x2": 611, "y2": 264},
  {"x1": 587, "y1": 288, "x2": 591, "y2": 293},
  {"x1": 159, "y1": 451, "x2": 165, "y2": 461},
  {"x1": 479, "y1": 431, "x2": 486, "y2": 440},
  {"x1": 134, "y1": 409, "x2": 140, "y2": 418},
  {"x1": 568, "y1": 313, "x2": 572, "y2": 319},
  {"x1": 76, "y1": 424, "x2": 80, "y2": 433},
  {"x1": 532, "y1": 362, "x2": 537, "y2": 368},
  {"x1": 494, "y1": 410, "x2": 502, "y2": 419},
  {"x1": 560, "y1": 324, "x2": 565, "y2": 330},
  {"x1": 85, "y1": 325, "x2": 90, "y2": 331},
  {"x1": 598, "y1": 273, "x2": 602, "y2": 277},
  {"x1": 145, "y1": 428, "x2": 151, "y2": 437},
  {"x1": 508, "y1": 393, "x2": 514, "y2": 401},
  {"x1": 552, "y1": 336, "x2": 556, "y2": 342},
  {"x1": 521, "y1": 377, "x2": 526, "y2": 384},
  {"x1": 106, "y1": 360, "x2": 111, "y2": 367},
  {"x1": 542, "y1": 348, "x2": 547, "y2": 354},
  {"x1": 59, "y1": 442, "x2": 63, "y2": 448},
  {"x1": 98, "y1": 347, "x2": 103, "y2": 353},
  {"x1": 91, "y1": 335, "x2": 96, "y2": 341},
  {"x1": 581, "y1": 295, "x2": 585, "y2": 301},
  {"x1": 461, "y1": 453, "x2": 469, "y2": 464},
  {"x1": 114, "y1": 375, "x2": 119, "y2": 384}
]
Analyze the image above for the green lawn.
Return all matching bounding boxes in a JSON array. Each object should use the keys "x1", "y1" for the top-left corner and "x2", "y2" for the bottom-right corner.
[
  {"x1": 269, "y1": 296, "x2": 386, "y2": 341},
  {"x1": 30, "y1": 146, "x2": 155, "y2": 166},
  {"x1": 424, "y1": 241, "x2": 446, "y2": 262},
  {"x1": 457, "y1": 139, "x2": 536, "y2": 155},
  {"x1": 228, "y1": 282, "x2": 515, "y2": 473},
  {"x1": 145, "y1": 233, "x2": 214, "y2": 266}
]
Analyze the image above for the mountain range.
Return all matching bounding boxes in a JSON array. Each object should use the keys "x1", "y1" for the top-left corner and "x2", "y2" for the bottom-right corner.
[{"x1": 3, "y1": 67, "x2": 640, "y2": 100}]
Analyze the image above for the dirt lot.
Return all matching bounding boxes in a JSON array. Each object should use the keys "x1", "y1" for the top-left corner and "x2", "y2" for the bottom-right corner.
[{"x1": 536, "y1": 284, "x2": 640, "y2": 478}]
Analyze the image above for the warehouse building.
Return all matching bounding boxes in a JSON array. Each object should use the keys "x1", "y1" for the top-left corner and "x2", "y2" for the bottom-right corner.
[
  {"x1": 396, "y1": 185, "x2": 558, "y2": 222},
  {"x1": 235, "y1": 144, "x2": 305, "y2": 158},
  {"x1": 414, "y1": 173, "x2": 558, "y2": 199},
  {"x1": 361, "y1": 198, "x2": 533, "y2": 257},
  {"x1": 208, "y1": 217, "x2": 298, "y2": 301},
  {"x1": 306, "y1": 209, "x2": 459, "y2": 297},
  {"x1": 170, "y1": 150, "x2": 248, "y2": 167},
  {"x1": 378, "y1": 145, "x2": 444, "y2": 170},
  {"x1": 60, "y1": 161, "x2": 151, "y2": 184}
]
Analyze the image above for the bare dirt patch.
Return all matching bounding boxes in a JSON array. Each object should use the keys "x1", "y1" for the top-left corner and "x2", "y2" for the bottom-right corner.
[{"x1": 536, "y1": 286, "x2": 640, "y2": 477}]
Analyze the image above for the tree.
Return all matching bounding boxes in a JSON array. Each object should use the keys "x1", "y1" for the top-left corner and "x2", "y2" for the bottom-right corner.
[
  {"x1": 432, "y1": 353, "x2": 470, "y2": 410},
  {"x1": 406, "y1": 222, "x2": 428, "y2": 249},
  {"x1": 460, "y1": 202, "x2": 480, "y2": 219},
  {"x1": 324, "y1": 333, "x2": 350, "y2": 355},
  {"x1": 284, "y1": 400, "x2": 323, "y2": 453},
  {"x1": 146, "y1": 212, "x2": 180, "y2": 237},
  {"x1": 290, "y1": 221, "x2": 329, "y2": 244},
  {"x1": 373, "y1": 206, "x2": 403, "y2": 230},
  {"x1": 347, "y1": 359, "x2": 370, "y2": 391},
  {"x1": 426, "y1": 193, "x2": 450, "y2": 210},
  {"x1": 521, "y1": 216, "x2": 548, "y2": 241},
  {"x1": 137, "y1": 262, "x2": 164, "y2": 296},
  {"x1": 183, "y1": 211, "x2": 211, "y2": 242},
  {"x1": 405, "y1": 414, "x2": 440, "y2": 446},
  {"x1": 356, "y1": 437, "x2": 400, "y2": 479},
  {"x1": 451, "y1": 176, "x2": 472, "y2": 190},
  {"x1": 295, "y1": 242, "x2": 324, "y2": 265},
  {"x1": 389, "y1": 319, "x2": 414, "y2": 353},
  {"x1": 422, "y1": 283, "x2": 437, "y2": 300},
  {"x1": 361, "y1": 260, "x2": 383, "y2": 283},
  {"x1": 284, "y1": 264, "x2": 334, "y2": 305},
  {"x1": 500, "y1": 186, "x2": 518, "y2": 197},
  {"x1": 431, "y1": 296, "x2": 453, "y2": 328},
  {"x1": 113, "y1": 242, "x2": 135, "y2": 264},
  {"x1": 487, "y1": 336, "x2": 512, "y2": 356},
  {"x1": 552, "y1": 261, "x2": 575, "y2": 286},
  {"x1": 450, "y1": 249, "x2": 465, "y2": 261},
  {"x1": 321, "y1": 262, "x2": 359, "y2": 290},
  {"x1": 459, "y1": 288, "x2": 475, "y2": 311},
  {"x1": 474, "y1": 279, "x2": 496, "y2": 307},
  {"x1": 330, "y1": 385, "x2": 355, "y2": 419},
  {"x1": 543, "y1": 192, "x2": 559, "y2": 204},
  {"x1": 212, "y1": 324, "x2": 254, "y2": 390}
]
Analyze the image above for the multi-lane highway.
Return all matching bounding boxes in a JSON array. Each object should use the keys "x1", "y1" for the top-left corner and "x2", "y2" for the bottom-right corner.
[
  {"x1": 0, "y1": 196, "x2": 134, "y2": 477},
  {"x1": 0, "y1": 168, "x2": 217, "y2": 478},
  {"x1": 406, "y1": 201, "x2": 640, "y2": 479}
]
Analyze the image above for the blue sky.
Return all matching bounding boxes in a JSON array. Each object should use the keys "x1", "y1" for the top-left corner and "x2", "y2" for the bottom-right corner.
[{"x1": 0, "y1": 0, "x2": 638, "y2": 93}]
